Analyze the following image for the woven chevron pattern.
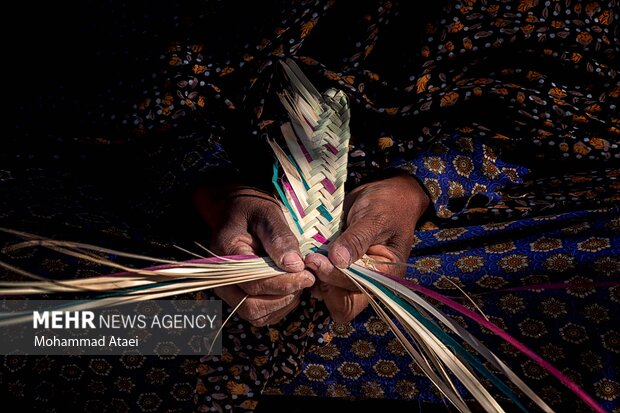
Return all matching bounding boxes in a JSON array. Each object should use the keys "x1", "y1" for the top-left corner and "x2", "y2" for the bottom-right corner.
[
  {"x1": 0, "y1": 59, "x2": 605, "y2": 413},
  {"x1": 269, "y1": 59, "x2": 351, "y2": 255}
]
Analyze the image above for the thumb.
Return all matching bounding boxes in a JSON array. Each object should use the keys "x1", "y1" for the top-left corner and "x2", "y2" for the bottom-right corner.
[
  {"x1": 252, "y1": 207, "x2": 305, "y2": 273},
  {"x1": 328, "y1": 219, "x2": 385, "y2": 269}
]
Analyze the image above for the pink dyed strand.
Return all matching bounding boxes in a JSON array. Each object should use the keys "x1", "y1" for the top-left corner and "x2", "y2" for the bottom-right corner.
[
  {"x1": 283, "y1": 180, "x2": 306, "y2": 218},
  {"x1": 321, "y1": 178, "x2": 337, "y2": 194},
  {"x1": 379, "y1": 272, "x2": 607, "y2": 413}
]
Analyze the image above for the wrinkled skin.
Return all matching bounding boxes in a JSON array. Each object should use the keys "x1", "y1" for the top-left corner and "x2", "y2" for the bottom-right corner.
[
  {"x1": 305, "y1": 173, "x2": 430, "y2": 322},
  {"x1": 194, "y1": 185, "x2": 315, "y2": 327},
  {"x1": 194, "y1": 173, "x2": 429, "y2": 326}
]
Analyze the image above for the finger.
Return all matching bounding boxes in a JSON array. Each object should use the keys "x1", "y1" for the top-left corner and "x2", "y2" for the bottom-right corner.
[
  {"x1": 211, "y1": 222, "x2": 259, "y2": 256},
  {"x1": 323, "y1": 286, "x2": 368, "y2": 323},
  {"x1": 242, "y1": 292, "x2": 301, "y2": 326},
  {"x1": 251, "y1": 207, "x2": 304, "y2": 273},
  {"x1": 214, "y1": 285, "x2": 301, "y2": 325},
  {"x1": 305, "y1": 253, "x2": 359, "y2": 292},
  {"x1": 309, "y1": 280, "x2": 329, "y2": 300},
  {"x1": 237, "y1": 271, "x2": 315, "y2": 295},
  {"x1": 309, "y1": 284, "x2": 323, "y2": 300},
  {"x1": 214, "y1": 285, "x2": 247, "y2": 310},
  {"x1": 366, "y1": 245, "x2": 408, "y2": 277},
  {"x1": 249, "y1": 292, "x2": 302, "y2": 327},
  {"x1": 369, "y1": 260, "x2": 406, "y2": 277},
  {"x1": 328, "y1": 217, "x2": 386, "y2": 268}
]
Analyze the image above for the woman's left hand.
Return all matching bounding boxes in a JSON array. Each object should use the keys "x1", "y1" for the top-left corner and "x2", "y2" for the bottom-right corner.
[{"x1": 304, "y1": 173, "x2": 430, "y2": 322}]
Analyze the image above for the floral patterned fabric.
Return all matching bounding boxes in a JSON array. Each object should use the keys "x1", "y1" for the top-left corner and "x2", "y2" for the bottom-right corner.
[
  {"x1": 1, "y1": 168, "x2": 618, "y2": 412},
  {"x1": 274, "y1": 200, "x2": 620, "y2": 412},
  {"x1": 116, "y1": 0, "x2": 619, "y2": 220},
  {"x1": 3, "y1": 0, "x2": 620, "y2": 412}
]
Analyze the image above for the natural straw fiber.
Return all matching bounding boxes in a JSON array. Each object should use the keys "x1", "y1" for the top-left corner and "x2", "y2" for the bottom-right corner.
[
  {"x1": 0, "y1": 59, "x2": 608, "y2": 413},
  {"x1": 270, "y1": 59, "x2": 351, "y2": 254}
]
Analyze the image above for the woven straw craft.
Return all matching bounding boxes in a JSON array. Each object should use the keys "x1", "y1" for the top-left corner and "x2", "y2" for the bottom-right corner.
[
  {"x1": 0, "y1": 59, "x2": 607, "y2": 413},
  {"x1": 269, "y1": 59, "x2": 350, "y2": 253}
]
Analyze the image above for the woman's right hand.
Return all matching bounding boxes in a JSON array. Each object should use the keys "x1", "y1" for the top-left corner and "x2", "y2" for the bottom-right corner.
[{"x1": 193, "y1": 185, "x2": 315, "y2": 327}]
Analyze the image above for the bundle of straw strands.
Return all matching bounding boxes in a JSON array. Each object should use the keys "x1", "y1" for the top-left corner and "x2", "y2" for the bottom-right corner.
[{"x1": 0, "y1": 59, "x2": 606, "y2": 413}]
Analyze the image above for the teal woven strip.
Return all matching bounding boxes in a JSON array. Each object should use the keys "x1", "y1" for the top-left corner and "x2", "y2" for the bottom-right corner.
[
  {"x1": 283, "y1": 153, "x2": 334, "y2": 223},
  {"x1": 287, "y1": 154, "x2": 310, "y2": 191},
  {"x1": 317, "y1": 205, "x2": 333, "y2": 222},
  {"x1": 272, "y1": 162, "x2": 304, "y2": 236},
  {"x1": 349, "y1": 267, "x2": 529, "y2": 413}
]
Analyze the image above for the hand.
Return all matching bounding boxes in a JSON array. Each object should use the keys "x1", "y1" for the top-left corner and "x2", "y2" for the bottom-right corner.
[
  {"x1": 305, "y1": 173, "x2": 430, "y2": 322},
  {"x1": 194, "y1": 185, "x2": 315, "y2": 327}
]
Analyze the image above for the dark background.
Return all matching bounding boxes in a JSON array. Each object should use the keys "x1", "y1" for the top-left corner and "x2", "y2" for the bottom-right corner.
[
  {"x1": 11, "y1": 1, "x2": 180, "y2": 144},
  {"x1": 7, "y1": 1, "x2": 207, "y2": 237}
]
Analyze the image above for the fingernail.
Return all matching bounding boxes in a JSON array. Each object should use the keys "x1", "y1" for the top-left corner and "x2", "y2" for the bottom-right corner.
[
  {"x1": 305, "y1": 260, "x2": 318, "y2": 272},
  {"x1": 301, "y1": 273, "x2": 315, "y2": 288},
  {"x1": 333, "y1": 245, "x2": 351, "y2": 269},
  {"x1": 281, "y1": 252, "x2": 303, "y2": 272}
]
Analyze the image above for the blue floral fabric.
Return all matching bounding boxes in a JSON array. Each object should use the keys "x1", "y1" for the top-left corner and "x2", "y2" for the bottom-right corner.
[
  {"x1": 275, "y1": 205, "x2": 619, "y2": 408},
  {"x1": 390, "y1": 133, "x2": 530, "y2": 218}
]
